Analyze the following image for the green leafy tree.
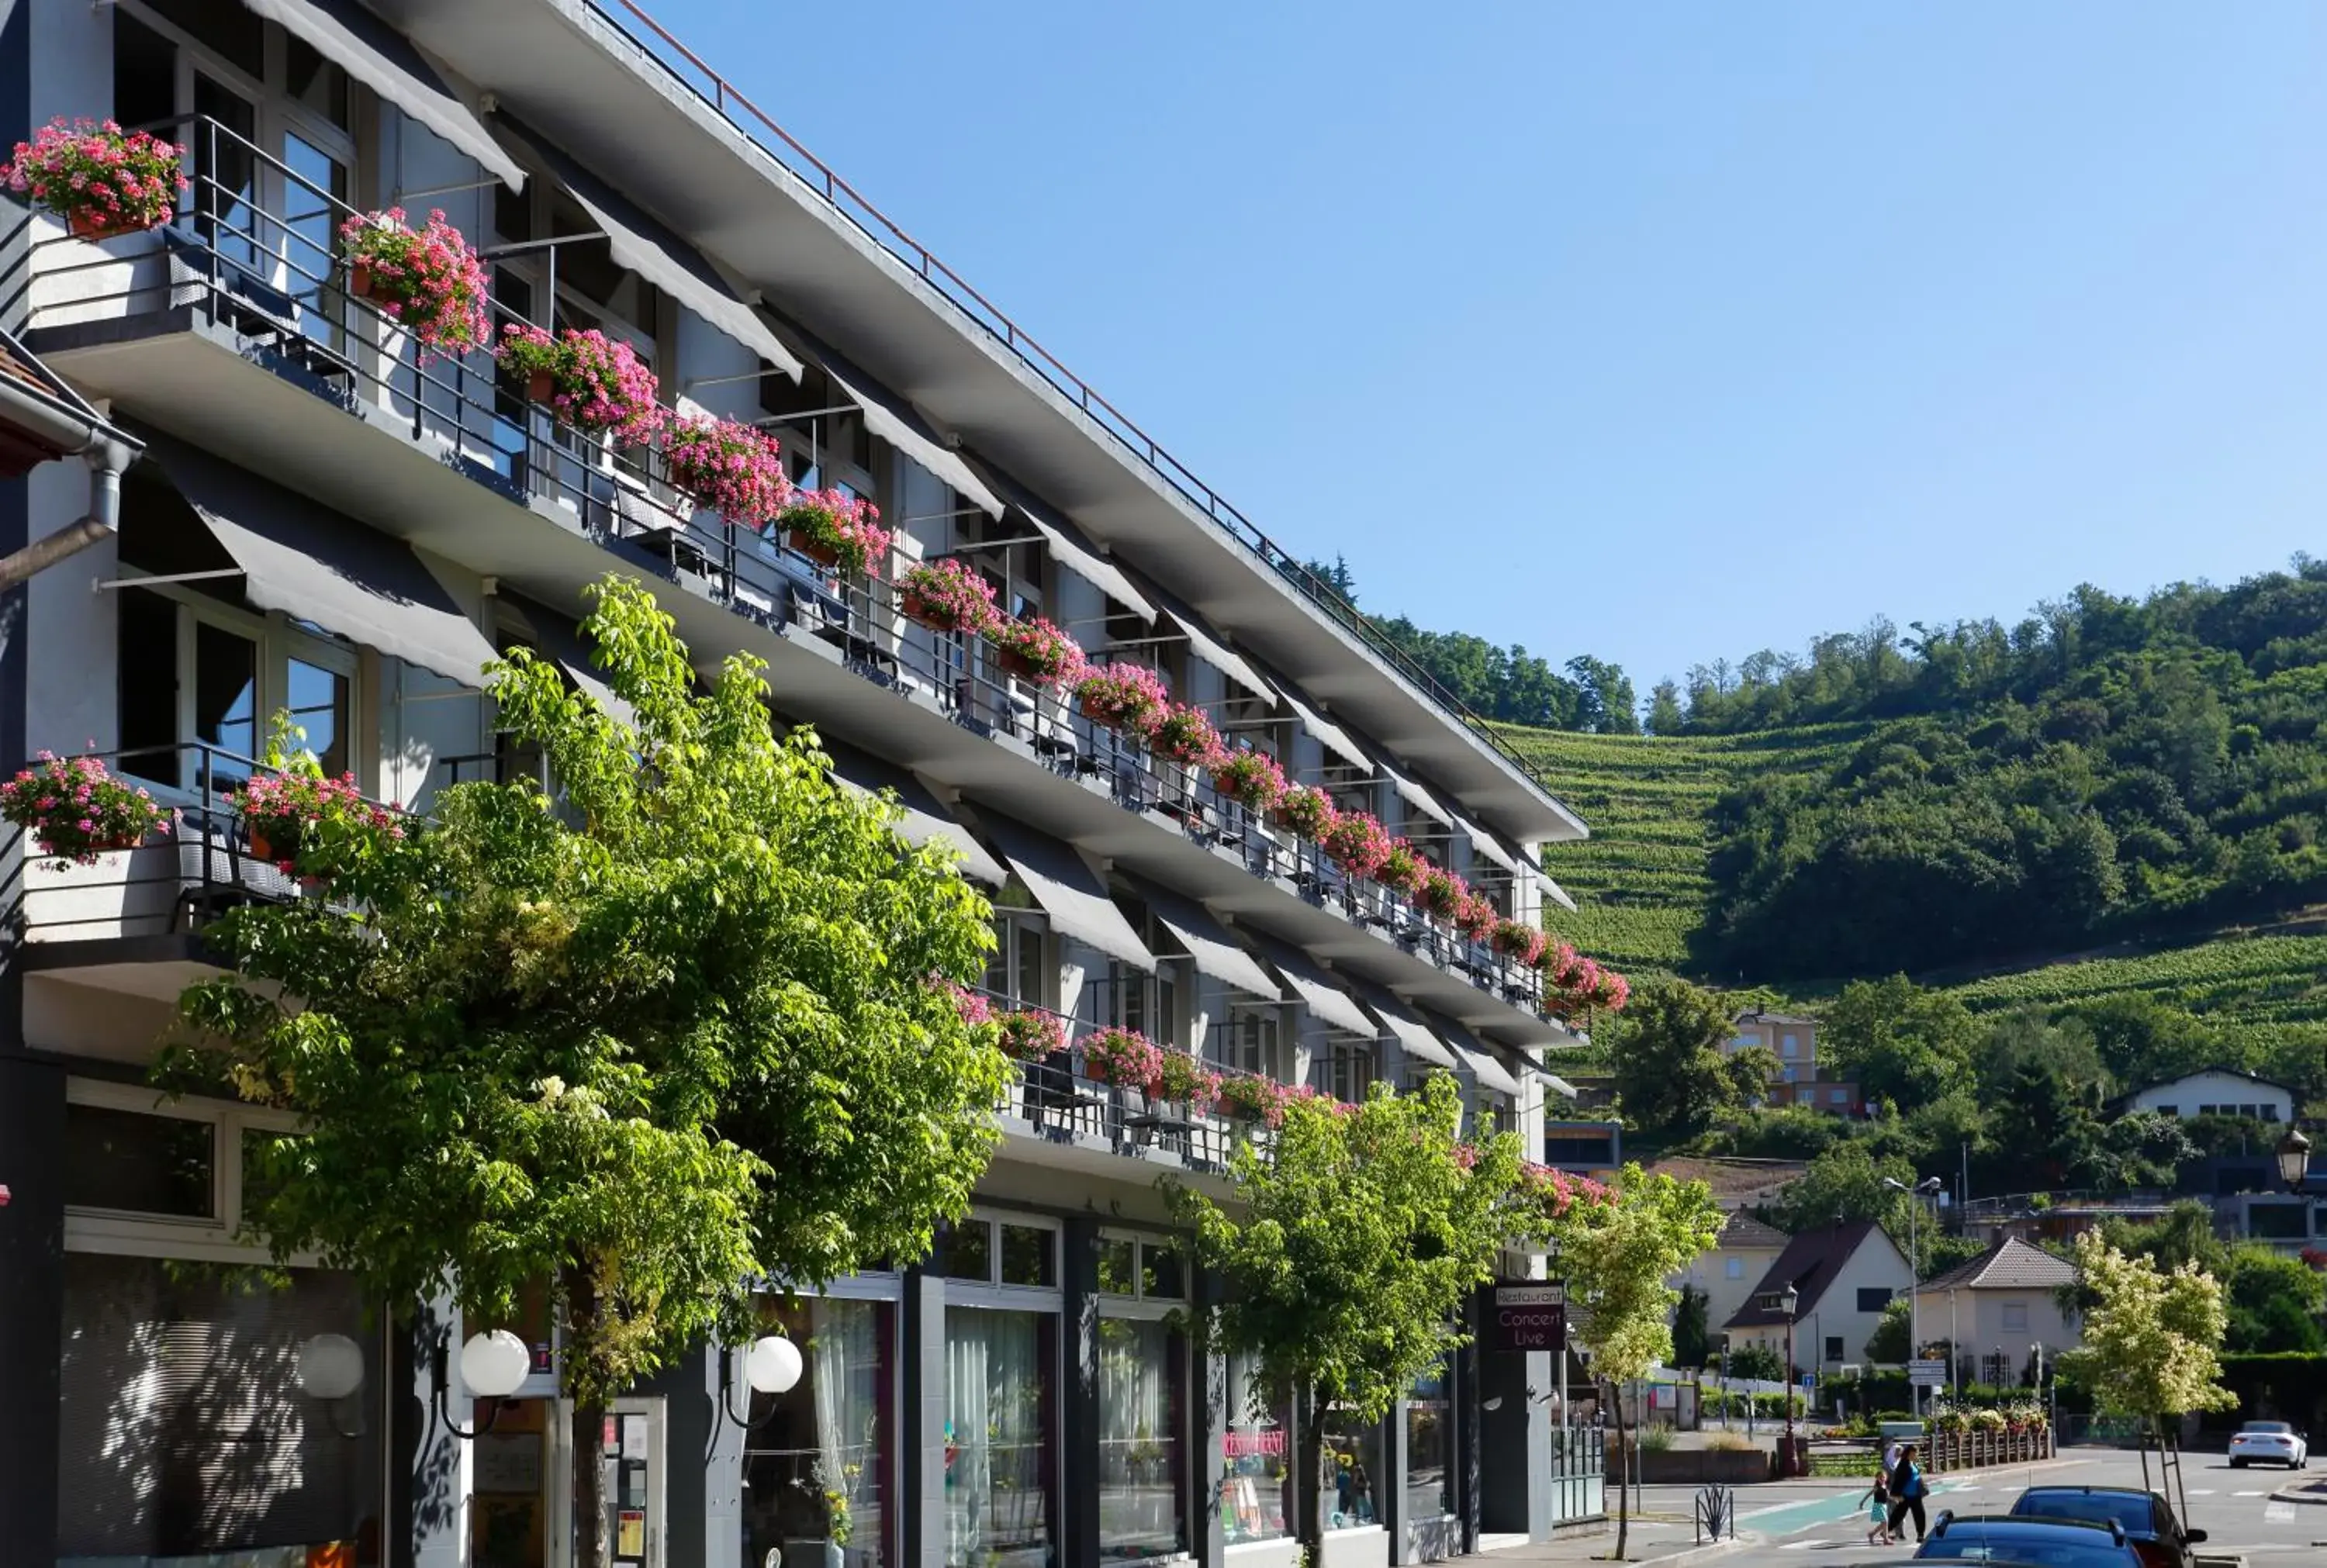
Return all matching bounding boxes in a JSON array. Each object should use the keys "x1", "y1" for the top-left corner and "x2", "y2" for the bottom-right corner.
[
  {"x1": 167, "y1": 578, "x2": 1009, "y2": 1568},
  {"x1": 1723, "y1": 1342, "x2": 1786, "y2": 1383},
  {"x1": 1671, "y1": 1284, "x2": 1711, "y2": 1369},
  {"x1": 1821, "y1": 976, "x2": 1979, "y2": 1107},
  {"x1": 1561, "y1": 1163, "x2": 1723, "y2": 1559},
  {"x1": 1768, "y1": 1141, "x2": 1917, "y2": 1242},
  {"x1": 1610, "y1": 979, "x2": 1760, "y2": 1143},
  {"x1": 2225, "y1": 1246, "x2": 2327, "y2": 1354},
  {"x1": 1168, "y1": 1075, "x2": 1524, "y2": 1563},
  {"x1": 1864, "y1": 1297, "x2": 1914, "y2": 1363},
  {"x1": 2057, "y1": 1232, "x2": 2238, "y2": 1455}
]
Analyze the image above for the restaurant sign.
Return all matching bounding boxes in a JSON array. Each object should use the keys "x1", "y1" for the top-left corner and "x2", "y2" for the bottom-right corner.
[{"x1": 1486, "y1": 1283, "x2": 1566, "y2": 1354}]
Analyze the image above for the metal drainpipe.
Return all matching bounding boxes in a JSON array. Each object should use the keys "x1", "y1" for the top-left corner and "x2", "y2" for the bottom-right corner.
[{"x1": 0, "y1": 433, "x2": 140, "y2": 592}]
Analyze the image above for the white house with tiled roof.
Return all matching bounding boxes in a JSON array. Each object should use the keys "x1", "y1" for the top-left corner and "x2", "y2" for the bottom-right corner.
[
  {"x1": 1913, "y1": 1238, "x2": 2081, "y2": 1386},
  {"x1": 1675, "y1": 1211, "x2": 1792, "y2": 1346}
]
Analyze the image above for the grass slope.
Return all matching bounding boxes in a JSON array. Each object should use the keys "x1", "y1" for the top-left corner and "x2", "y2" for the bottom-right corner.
[{"x1": 1506, "y1": 721, "x2": 2327, "y2": 1036}]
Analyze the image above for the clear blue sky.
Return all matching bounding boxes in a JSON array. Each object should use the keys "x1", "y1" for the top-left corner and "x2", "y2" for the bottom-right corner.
[{"x1": 658, "y1": 0, "x2": 2323, "y2": 689}]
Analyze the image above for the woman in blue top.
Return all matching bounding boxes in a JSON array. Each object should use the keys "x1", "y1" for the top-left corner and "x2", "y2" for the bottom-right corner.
[{"x1": 1886, "y1": 1443, "x2": 1928, "y2": 1542}]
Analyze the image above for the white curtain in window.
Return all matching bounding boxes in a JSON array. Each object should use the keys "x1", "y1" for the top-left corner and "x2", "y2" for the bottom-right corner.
[
  {"x1": 809, "y1": 1298, "x2": 881, "y2": 1554},
  {"x1": 1098, "y1": 1318, "x2": 1182, "y2": 1557},
  {"x1": 946, "y1": 1309, "x2": 1050, "y2": 1568}
]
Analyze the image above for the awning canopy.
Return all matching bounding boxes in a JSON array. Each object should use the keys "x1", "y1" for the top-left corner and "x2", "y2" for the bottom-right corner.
[
  {"x1": 1279, "y1": 686, "x2": 1369, "y2": 773},
  {"x1": 1010, "y1": 499, "x2": 1153, "y2": 622},
  {"x1": 980, "y1": 817, "x2": 1154, "y2": 971},
  {"x1": 1448, "y1": 1025, "x2": 1523, "y2": 1099},
  {"x1": 1380, "y1": 759, "x2": 1454, "y2": 830},
  {"x1": 141, "y1": 440, "x2": 499, "y2": 687},
  {"x1": 1161, "y1": 606, "x2": 1276, "y2": 703},
  {"x1": 1530, "y1": 864, "x2": 1578, "y2": 913},
  {"x1": 1257, "y1": 944, "x2": 1378, "y2": 1040},
  {"x1": 495, "y1": 119, "x2": 803, "y2": 379},
  {"x1": 1530, "y1": 1061, "x2": 1579, "y2": 1100},
  {"x1": 1129, "y1": 883, "x2": 1281, "y2": 1000},
  {"x1": 825, "y1": 746, "x2": 1007, "y2": 887},
  {"x1": 247, "y1": 0, "x2": 524, "y2": 191},
  {"x1": 1464, "y1": 822, "x2": 1520, "y2": 877},
  {"x1": 1363, "y1": 997, "x2": 1457, "y2": 1071},
  {"x1": 775, "y1": 319, "x2": 1004, "y2": 518}
]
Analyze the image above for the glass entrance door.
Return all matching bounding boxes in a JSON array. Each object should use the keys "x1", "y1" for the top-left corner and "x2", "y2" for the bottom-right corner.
[{"x1": 468, "y1": 1397, "x2": 664, "y2": 1567}]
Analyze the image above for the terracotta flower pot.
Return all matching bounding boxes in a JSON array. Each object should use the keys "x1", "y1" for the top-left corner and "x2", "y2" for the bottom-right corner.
[
  {"x1": 788, "y1": 530, "x2": 841, "y2": 568},
  {"x1": 526, "y1": 368, "x2": 556, "y2": 402},
  {"x1": 995, "y1": 648, "x2": 1039, "y2": 682},
  {"x1": 348, "y1": 262, "x2": 375, "y2": 300},
  {"x1": 901, "y1": 592, "x2": 959, "y2": 633},
  {"x1": 67, "y1": 209, "x2": 142, "y2": 242}
]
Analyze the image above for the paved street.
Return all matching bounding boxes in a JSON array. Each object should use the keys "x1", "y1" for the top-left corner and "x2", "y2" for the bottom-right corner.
[{"x1": 1484, "y1": 1448, "x2": 2327, "y2": 1566}]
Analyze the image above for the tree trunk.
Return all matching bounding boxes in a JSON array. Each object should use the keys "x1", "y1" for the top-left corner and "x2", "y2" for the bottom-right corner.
[
  {"x1": 1610, "y1": 1379, "x2": 1630, "y2": 1561},
  {"x1": 565, "y1": 1266, "x2": 610, "y2": 1568},
  {"x1": 1294, "y1": 1379, "x2": 1326, "y2": 1567}
]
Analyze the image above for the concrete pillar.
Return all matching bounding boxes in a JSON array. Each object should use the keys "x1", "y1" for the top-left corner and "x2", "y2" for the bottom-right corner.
[
  {"x1": 1060, "y1": 1217, "x2": 1102, "y2": 1566},
  {"x1": 900, "y1": 1268, "x2": 946, "y2": 1567}
]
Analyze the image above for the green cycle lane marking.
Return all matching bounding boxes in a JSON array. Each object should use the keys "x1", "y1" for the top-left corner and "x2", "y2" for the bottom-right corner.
[{"x1": 1743, "y1": 1481, "x2": 1972, "y2": 1539}]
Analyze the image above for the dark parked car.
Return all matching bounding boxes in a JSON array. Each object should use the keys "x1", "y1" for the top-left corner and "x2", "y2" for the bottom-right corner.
[
  {"x1": 1914, "y1": 1512, "x2": 2142, "y2": 1568},
  {"x1": 2009, "y1": 1485, "x2": 2206, "y2": 1568}
]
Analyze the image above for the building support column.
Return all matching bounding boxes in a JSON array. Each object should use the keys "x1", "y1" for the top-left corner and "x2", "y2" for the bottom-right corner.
[
  {"x1": 1384, "y1": 1397, "x2": 1411, "y2": 1564},
  {"x1": 641, "y1": 1344, "x2": 732, "y2": 1568},
  {"x1": 1455, "y1": 1331, "x2": 1481, "y2": 1558},
  {"x1": 0, "y1": 1052, "x2": 64, "y2": 1568},
  {"x1": 901, "y1": 1267, "x2": 947, "y2": 1567}
]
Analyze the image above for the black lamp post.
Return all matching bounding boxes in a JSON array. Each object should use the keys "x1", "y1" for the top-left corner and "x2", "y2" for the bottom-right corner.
[
  {"x1": 2277, "y1": 1128, "x2": 2311, "y2": 1192},
  {"x1": 1781, "y1": 1282, "x2": 1800, "y2": 1476}
]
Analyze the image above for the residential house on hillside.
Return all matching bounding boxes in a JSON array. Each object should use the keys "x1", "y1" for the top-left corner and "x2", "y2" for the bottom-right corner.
[
  {"x1": 1913, "y1": 1238, "x2": 2080, "y2": 1388},
  {"x1": 1676, "y1": 1211, "x2": 1790, "y2": 1345},
  {"x1": 2119, "y1": 1069, "x2": 2298, "y2": 1124},
  {"x1": 1724, "y1": 1221, "x2": 1913, "y2": 1375},
  {"x1": 1728, "y1": 1008, "x2": 1863, "y2": 1115}
]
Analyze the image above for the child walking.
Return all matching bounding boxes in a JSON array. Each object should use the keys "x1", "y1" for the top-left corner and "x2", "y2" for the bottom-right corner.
[{"x1": 1861, "y1": 1469, "x2": 1893, "y2": 1547}]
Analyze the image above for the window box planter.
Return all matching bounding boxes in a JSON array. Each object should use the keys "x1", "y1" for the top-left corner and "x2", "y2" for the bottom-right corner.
[
  {"x1": 5, "y1": 118, "x2": 185, "y2": 240},
  {"x1": 897, "y1": 559, "x2": 998, "y2": 635},
  {"x1": 336, "y1": 207, "x2": 492, "y2": 363},
  {"x1": 2, "y1": 752, "x2": 170, "y2": 867}
]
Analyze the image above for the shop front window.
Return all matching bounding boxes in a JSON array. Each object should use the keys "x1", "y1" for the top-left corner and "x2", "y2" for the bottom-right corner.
[
  {"x1": 1097, "y1": 1317, "x2": 1185, "y2": 1561},
  {"x1": 1222, "y1": 1350, "x2": 1291, "y2": 1544},
  {"x1": 1407, "y1": 1366, "x2": 1452, "y2": 1519},
  {"x1": 945, "y1": 1307, "x2": 1056, "y2": 1567},
  {"x1": 742, "y1": 1295, "x2": 894, "y2": 1568},
  {"x1": 1319, "y1": 1403, "x2": 1381, "y2": 1530}
]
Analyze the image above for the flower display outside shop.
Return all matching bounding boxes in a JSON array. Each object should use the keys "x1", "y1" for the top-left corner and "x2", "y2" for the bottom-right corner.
[
  {"x1": 1214, "y1": 1072, "x2": 1291, "y2": 1126},
  {"x1": 5, "y1": 116, "x2": 185, "y2": 238},
  {"x1": 1319, "y1": 810, "x2": 1394, "y2": 879},
  {"x1": 995, "y1": 1008, "x2": 1070, "y2": 1062},
  {"x1": 1153, "y1": 1048, "x2": 1222, "y2": 1114},
  {"x1": 1208, "y1": 746, "x2": 1287, "y2": 814},
  {"x1": 662, "y1": 415, "x2": 788, "y2": 525},
  {"x1": 1073, "y1": 661, "x2": 1171, "y2": 734},
  {"x1": 1147, "y1": 704, "x2": 1222, "y2": 767},
  {"x1": 984, "y1": 616, "x2": 1087, "y2": 689},
  {"x1": 1, "y1": 751, "x2": 170, "y2": 866},
  {"x1": 337, "y1": 208, "x2": 492, "y2": 362},
  {"x1": 493, "y1": 323, "x2": 666, "y2": 443},
  {"x1": 1491, "y1": 919, "x2": 1549, "y2": 968},
  {"x1": 778, "y1": 488, "x2": 891, "y2": 576},
  {"x1": 1375, "y1": 838, "x2": 1430, "y2": 899},
  {"x1": 1082, "y1": 1026, "x2": 1165, "y2": 1092},
  {"x1": 897, "y1": 559, "x2": 998, "y2": 634},
  {"x1": 1270, "y1": 782, "x2": 1336, "y2": 840}
]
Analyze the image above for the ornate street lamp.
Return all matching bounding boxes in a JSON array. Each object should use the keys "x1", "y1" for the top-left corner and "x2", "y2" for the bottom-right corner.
[{"x1": 2277, "y1": 1128, "x2": 2311, "y2": 1192}]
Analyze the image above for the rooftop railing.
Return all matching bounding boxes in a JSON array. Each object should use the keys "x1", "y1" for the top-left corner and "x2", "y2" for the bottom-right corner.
[
  {"x1": 580, "y1": 1, "x2": 1568, "y2": 804},
  {"x1": 21, "y1": 115, "x2": 1543, "y2": 1017}
]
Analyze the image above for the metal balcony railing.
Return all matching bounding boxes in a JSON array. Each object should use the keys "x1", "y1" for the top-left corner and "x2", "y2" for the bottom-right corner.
[
  {"x1": 1, "y1": 740, "x2": 405, "y2": 948},
  {"x1": 22, "y1": 114, "x2": 1543, "y2": 1018},
  {"x1": 585, "y1": 1, "x2": 1568, "y2": 806}
]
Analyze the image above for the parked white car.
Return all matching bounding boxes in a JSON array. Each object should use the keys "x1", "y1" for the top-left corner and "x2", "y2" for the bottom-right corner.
[{"x1": 2228, "y1": 1420, "x2": 2308, "y2": 1469}]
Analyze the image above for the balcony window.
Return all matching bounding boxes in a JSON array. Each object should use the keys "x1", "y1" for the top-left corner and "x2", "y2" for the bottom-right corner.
[
  {"x1": 1223, "y1": 1008, "x2": 1289, "y2": 1084},
  {"x1": 985, "y1": 917, "x2": 1052, "y2": 1011}
]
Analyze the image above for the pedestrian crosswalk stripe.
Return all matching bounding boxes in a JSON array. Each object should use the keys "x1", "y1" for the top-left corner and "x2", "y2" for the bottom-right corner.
[
  {"x1": 2187, "y1": 1488, "x2": 2217, "y2": 1496},
  {"x1": 2235, "y1": 1489, "x2": 2266, "y2": 1496}
]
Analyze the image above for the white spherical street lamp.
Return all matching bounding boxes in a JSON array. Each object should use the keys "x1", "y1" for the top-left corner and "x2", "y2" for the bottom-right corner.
[{"x1": 296, "y1": 1332, "x2": 366, "y2": 1401}]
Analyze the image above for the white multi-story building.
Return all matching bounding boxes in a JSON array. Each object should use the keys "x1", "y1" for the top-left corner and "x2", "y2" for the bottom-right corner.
[{"x1": 0, "y1": 4, "x2": 1606, "y2": 1566}]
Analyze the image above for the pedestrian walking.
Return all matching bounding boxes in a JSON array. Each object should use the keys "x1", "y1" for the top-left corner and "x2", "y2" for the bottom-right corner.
[
  {"x1": 1861, "y1": 1470, "x2": 1893, "y2": 1547},
  {"x1": 1886, "y1": 1442, "x2": 1928, "y2": 1542}
]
